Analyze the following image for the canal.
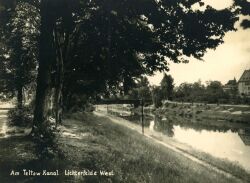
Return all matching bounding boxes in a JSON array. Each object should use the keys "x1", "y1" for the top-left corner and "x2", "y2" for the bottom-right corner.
[{"x1": 105, "y1": 105, "x2": 250, "y2": 172}]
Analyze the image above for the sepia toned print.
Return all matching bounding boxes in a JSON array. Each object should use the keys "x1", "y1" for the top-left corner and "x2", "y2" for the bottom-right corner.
[{"x1": 0, "y1": 0, "x2": 250, "y2": 182}]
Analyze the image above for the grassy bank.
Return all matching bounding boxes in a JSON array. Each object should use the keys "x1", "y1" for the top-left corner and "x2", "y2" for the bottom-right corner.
[
  {"x1": 97, "y1": 111, "x2": 250, "y2": 182},
  {"x1": 0, "y1": 112, "x2": 248, "y2": 182},
  {"x1": 152, "y1": 102, "x2": 250, "y2": 125}
]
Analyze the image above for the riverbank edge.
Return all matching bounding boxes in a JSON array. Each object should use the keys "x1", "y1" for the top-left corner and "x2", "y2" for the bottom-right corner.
[
  {"x1": 94, "y1": 111, "x2": 250, "y2": 182},
  {"x1": 0, "y1": 109, "x2": 249, "y2": 183},
  {"x1": 153, "y1": 102, "x2": 250, "y2": 124}
]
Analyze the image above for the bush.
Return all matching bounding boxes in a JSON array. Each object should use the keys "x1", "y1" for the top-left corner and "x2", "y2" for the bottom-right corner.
[
  {"x1": 7, "y1": 106, "x2": 33, "y2": 127},
  {"x1": 66, "y1": 94, "x2": 96, "y2": 112},
  {"x1": 32, "y1": 120, "x2": 62, "y2": 159}
]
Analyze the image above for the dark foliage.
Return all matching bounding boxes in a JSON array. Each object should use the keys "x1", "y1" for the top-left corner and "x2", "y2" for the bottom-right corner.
[
  {"x1": 160, "y1": 74, "x2": 174, "y2": 100},
  {"x1": 32, "y1": 120, "x2": 62, "y2": 160},
  {"x1": 0, "y1": 0, "x2": 240, "y2": 137},
  {"x1": 235, "y1": 0, "x2": 250, "y2": 29},
  {"x1": 7, "y1": 106, "x2": 33, "y2": 127}
]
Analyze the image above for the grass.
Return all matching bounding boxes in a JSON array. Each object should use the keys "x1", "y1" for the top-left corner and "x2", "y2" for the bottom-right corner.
[
  {"x1": 175, "y1": 145, "x2": 250, "y2": 182},
  {"x1": 0, "y1": 112, "x2": 247, "y2": 183},
  {"x1": 107, "y1": 109, "x2": 250, "y2": 181},
  {"x1": 60, "y1": 112, "x2": 244, "y2": 183}
]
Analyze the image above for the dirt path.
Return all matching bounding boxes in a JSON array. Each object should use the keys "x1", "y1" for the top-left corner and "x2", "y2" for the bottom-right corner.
[{"x1": 94, "y1": 110, "x2": 245, "y2": 182}]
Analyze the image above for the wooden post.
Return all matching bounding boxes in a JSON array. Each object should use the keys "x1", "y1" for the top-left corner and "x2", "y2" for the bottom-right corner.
[{"x1": 141, "y1": 99, "x2": 144, "y2": 134}]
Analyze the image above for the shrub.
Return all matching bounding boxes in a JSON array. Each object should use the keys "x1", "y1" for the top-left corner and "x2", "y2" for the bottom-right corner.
[
  {"x1": 32, "y1": 120, "x2": 61, "y2": 159},
  {"x1": 7, "y1": 106, "x2": 33, "y2": 127},
  {"x1": 196, "y1": 110, "x2": 202, "y2": 114}
]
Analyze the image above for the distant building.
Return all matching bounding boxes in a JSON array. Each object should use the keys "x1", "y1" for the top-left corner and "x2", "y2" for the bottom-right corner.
[
  {"x1": 238, "y1": 69, "x2": 250, "y2": 96},
  {"x1": 223, "y1": 78, "x2": 237, "y2": 95}
]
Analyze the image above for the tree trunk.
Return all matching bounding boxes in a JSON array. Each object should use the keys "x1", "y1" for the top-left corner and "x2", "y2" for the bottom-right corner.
[
  {"x1": 53, "y1": 2, "x2": 73, "y2": 125},
  {"x1": 54, "y1": 31, "x2": 64, "y2": 125},
  {"x1": 54, "y1": 82, "x2": 63, "y2": 125},
  {"x1": 32, "y1": 0, "x2": 56, "y2": 135},
  {"x1": 17, "y1": 85, "x2": 23, "y2": 109},
  {"x1": 15, "y1": 32, "x2": 24, "y2": 110}
]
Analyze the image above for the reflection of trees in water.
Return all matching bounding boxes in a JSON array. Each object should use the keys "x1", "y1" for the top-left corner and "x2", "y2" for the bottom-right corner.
[
  {"x1": 238, "y1": 128, "x2": 250, "y2": 146},
  {"x1": 153, "y1": 115, "x2": 174, "y2": 137},
  {"x1": 109, "y1": 110, "x2": 242, "y2": 135},
  {"x1": 160, "y1": 115, "x2": 239, "y2": 133},
  {"x1": 110, "y1": 110, "x2": 250, "y2": 147},
  {"x1": 108, "y1": 110, "x2": 250, "y2": 146},
  {"x1": 129, "y1": 114, "x2": 175, "y2": 137}
]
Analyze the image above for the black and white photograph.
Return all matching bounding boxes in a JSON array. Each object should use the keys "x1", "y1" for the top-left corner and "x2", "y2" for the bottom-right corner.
[{"x1": 0, "y1": 0, "x2": 250, "y2": 182}]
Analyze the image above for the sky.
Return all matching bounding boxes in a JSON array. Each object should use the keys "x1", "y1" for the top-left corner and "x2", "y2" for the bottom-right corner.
[{"x1": 148, "y1": 0, "x2": 250, "y2": 86}]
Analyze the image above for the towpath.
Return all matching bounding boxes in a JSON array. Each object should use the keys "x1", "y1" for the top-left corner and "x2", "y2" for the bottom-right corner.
[{"x1": 94, "y1": 109, "x2": 247, "y2": 182}]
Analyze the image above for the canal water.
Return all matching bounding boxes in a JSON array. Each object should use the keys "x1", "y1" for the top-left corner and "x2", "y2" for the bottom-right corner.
[
  {"x1": 110, "y1": 110, "x2": 250, "y2": 172},
  {"x1": 169, "y1": 123, "x2": 250, "y2": 172}
]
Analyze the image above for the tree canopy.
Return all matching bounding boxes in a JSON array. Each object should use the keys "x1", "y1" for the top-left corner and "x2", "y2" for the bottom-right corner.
[
  {"x1": 235, "y1": 0, "x2": 250, "y2": 29},
  {"x1": 0, "y1": 0, "x2": 239, "y2": 135},
  {"x1": 160, "y1": 74, "x2": 174, "y2": 100}
]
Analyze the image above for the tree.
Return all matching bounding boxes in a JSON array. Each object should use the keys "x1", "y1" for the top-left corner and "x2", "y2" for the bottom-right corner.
[
  {"x1": 127, "y1": 76, "x2": 151, "y2": 101},
  {"x1": 0, "y1": 0, "x2": 17, "y2": 97},
  {"x1": 1, "y1": 0, "x2": 239, "y2": 136},
  {"x1": 8, "y1": 2, "x2": 38, "y2": 108},
  {"x1": 205, "y1": 81, "x2": 228, "y2": 103},
  {"x1": 32, "y1": 0, "x2": 65, "y2": 134},
  {"x1": 235, "y1": 0, "x2": 250, "y2": 29},
  {"x1": 0, "y1": 1, "x2": 38, "y2": 108},
  {"x1": 160, "y1": 74, "x2": 174, "y2": 101},
  {"x1": 152, "y1": 86, "x2": 162, "y2": 108},
  {"x1": 137, "y1": 77, "x2": 151, "y2": 101},
  {"x1": 190, "y1": 80, "x2": 206, "y2": 102},
  {"x1": 174, "y1": 82, "x2": 193, "y2": 102},
  {"x1": 31, "y1": 0, "x2": 239, "y2": 135}
]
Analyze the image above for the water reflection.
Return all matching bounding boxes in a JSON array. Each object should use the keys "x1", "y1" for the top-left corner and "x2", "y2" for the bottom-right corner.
[
  {"x1": 115, "y1": 111, "x2": 250, "y2": 171},
  {"x1": 149, "y1": 120, "x2": 154, "y2": 131},
  {"x1": 238, "y1": 129, "x2": 250, "y2": 146},
  {"x1": 153, "y1": 115, "x2": 174, "y2": 137}
]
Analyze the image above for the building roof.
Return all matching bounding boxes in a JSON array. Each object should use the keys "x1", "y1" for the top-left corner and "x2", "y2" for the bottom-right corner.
[
  {"x1": 238, "y1": 69, "x2": 250, "y2": 82},
  {"x1": 225, "y1": 78, "x2": 237, "y2": 86}
]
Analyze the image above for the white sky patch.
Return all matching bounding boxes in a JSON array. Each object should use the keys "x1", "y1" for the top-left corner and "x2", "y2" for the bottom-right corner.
[
  {"x1": 148, "y1": 1, "x2": 250, "y2": 86},
  {"x1": 202, "y1": 0, "x2": 234, "y2": 10}
]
